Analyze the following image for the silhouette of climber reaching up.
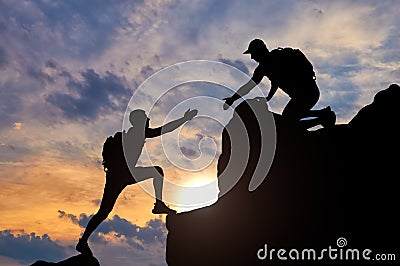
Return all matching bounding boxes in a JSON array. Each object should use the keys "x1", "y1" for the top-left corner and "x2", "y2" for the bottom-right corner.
[
  {"x1": 76, "y1": 108, "x2": 198, "y2": 256},
  {"x1": 223, "y1": 38, "x2": 335, "y2": 129}
]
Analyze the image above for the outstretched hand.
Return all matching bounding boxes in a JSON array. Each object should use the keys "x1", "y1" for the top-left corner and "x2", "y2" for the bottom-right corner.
[
  {"x1": 223, "y1": 97, "x2": 234, "y2": 110},
  {"x1": 183, "y1": 108, "x2": 198, "y2": 121}
]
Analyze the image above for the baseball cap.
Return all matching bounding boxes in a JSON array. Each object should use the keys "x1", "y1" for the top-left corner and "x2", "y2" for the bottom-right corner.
[{"x1": 243, "y1": 39, "x2": 267, "y2": 54}]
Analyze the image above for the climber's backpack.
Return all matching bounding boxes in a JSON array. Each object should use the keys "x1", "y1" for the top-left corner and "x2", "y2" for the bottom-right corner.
[
  {"x1": 272, "y1": 47, "x2": 315, "y2": 79},
  {"x1": 101, "y1": 131, "x2": 126, "y2": 172}
]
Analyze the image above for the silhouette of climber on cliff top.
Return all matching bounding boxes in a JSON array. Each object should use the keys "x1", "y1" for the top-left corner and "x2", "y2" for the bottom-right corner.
[
  {"x1": 223, "y1": 38, "x2": 336, "y2": 130},
  {"x1": 76, "y1": 108, "x2": 197, "y2": 256}
]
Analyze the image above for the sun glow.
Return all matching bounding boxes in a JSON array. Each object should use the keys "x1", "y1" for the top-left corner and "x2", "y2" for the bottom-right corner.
[{"x1": 171, "y1": 175, "x2": 219, "y2": 213}]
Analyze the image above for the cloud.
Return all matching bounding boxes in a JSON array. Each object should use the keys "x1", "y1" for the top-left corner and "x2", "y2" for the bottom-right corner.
[
  {"x1": 1, "y1": 0, "x2": 400, "y2": 129},
  {"x1": 0, "y1": 143, "x2": 31, "y2": 164},
  {"x1": 0, "y1": 230, "x2": 68, "y2": 264},
  {"x1": 0, "y1": 221, "x2": 168, "y2": 266},
  {"x1": 180, "y1": 146, "x2": 199, "y2": 158},
  {"x1": 0, "y1": 256, "x2": 24, "y2": 266},
  {"x1": 218, "y1": 58, "x2": 250, "y2": 76},
  {"x1": 59, "y1": 211, "x2": 167, "y2": 250},
  {"x1": 0, "y1": 0, "x2": 161, "y2": 129},
  {"x1": 0, "y1": 46, "x2": 8, "y2": 68},
  {"x1": 91, "y1": 199, "x2": 102, "y2": 206},
  {"x1": 46, "y1": 68, "x2": 131, "y2": 121},
  {"x1": 0, "y1": 0, "x2": 145, "y2": 61},
  {"x1": 57, "y1": 210, "x2": 79, "y2": 225}
]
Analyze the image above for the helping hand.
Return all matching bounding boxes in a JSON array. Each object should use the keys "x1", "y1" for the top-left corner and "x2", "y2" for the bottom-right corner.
[
  {"x1": 223, "y1": 97, "x2": 234, "y2": 110},
  {"x1": 183, "y1": 108, "x2": 198, "y2": 121}
]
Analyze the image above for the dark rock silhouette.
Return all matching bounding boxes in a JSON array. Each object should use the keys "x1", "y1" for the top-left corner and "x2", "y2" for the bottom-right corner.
[
  {"x1": 30, "y1": 254, "x2": 100, "y2": 266},
  {"x1": 166, "y1": 84, "x2": 400, "y2": 265}
]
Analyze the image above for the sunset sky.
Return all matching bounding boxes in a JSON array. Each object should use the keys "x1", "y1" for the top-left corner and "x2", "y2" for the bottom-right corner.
[{"x1": 1, "y1": 1, "x2": 399, "y2": 265}]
